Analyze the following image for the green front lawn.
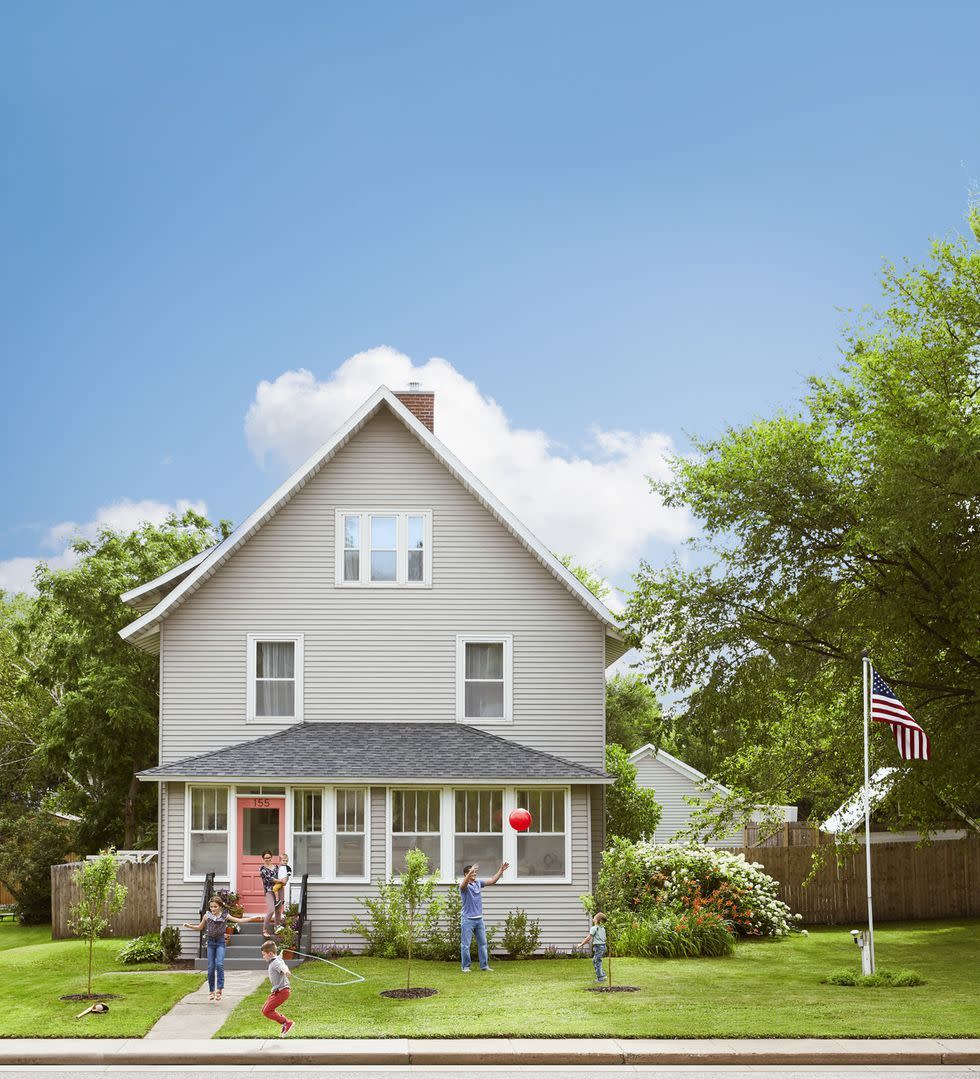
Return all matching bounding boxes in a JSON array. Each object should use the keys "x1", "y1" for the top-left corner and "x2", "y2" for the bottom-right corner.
[
  {"x1": 0, "y1": 923, "x2": 204, "y2": 1038},
  {"x1": 218, "y1": 920, "x2": 980, "y2": 1039}
]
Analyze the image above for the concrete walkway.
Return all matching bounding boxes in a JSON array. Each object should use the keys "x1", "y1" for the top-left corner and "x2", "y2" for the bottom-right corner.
[
  {"x1": 142, "y1": 970, "x2": 265, "y2": 1041},
  {"x1": 0, "y1": 1038, "x2": 977, "y2": 1066}
]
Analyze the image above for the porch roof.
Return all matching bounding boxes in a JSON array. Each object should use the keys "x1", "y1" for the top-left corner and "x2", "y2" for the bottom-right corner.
[{"x1": 138, "y1": 722, "x2": 610, "y2": 783}]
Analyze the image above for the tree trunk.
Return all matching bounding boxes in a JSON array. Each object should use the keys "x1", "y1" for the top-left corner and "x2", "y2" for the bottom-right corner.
[
  {"x1": 122, "y1": 772, "x2": 141, "y2": 849},
  {"x1": 407, "y1": 909, "x2": 413, "y2": 990}
]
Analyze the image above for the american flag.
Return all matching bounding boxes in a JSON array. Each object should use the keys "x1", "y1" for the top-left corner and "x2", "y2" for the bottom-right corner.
[{"x1": 870, "y1": 667, "x2": 930, "y2": 760}]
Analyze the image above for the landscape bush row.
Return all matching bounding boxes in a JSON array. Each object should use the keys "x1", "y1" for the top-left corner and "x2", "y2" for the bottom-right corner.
[{"x1": 583, "y1": 838, "x2": 801, "y2": 957}]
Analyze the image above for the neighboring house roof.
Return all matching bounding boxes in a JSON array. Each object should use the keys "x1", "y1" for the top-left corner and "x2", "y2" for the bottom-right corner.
[
  {"x1": 119, "y1": 386, "x2": 625, "y2": 656},
  {"x1": 628, "y1": 744, "x2": 797, "y2": 822},
  {"x1": 821, "y1": 767, "x2": 898, "y2": 835},
  {"x1": 138, "y1": 722, "x2": 612, "y2": 783}
]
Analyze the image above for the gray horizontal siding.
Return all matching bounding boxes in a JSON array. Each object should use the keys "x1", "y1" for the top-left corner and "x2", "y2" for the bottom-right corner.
[
  {"x1": 162, "y1": 783, "x2": 594, "y2": 957},
  {"x1": 160, "y1": 409, "x2": 605, "y2": 770},
  {"x1": 633, "y1": 754, "x2": 744, "y2": 847}
]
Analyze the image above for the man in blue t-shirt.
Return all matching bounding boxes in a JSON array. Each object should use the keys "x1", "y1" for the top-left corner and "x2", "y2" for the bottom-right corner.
[{"x1": 459, "y1": 861, "x2": 509, "y2": 972}]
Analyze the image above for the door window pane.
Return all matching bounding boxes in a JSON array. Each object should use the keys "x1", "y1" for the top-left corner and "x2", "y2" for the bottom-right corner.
[{"x1": 242, "y1": 807, "x2": 279, "y2": 856}]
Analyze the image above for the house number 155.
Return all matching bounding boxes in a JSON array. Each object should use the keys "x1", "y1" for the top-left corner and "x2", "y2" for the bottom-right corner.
[{"x1": 251, "y1": 798, "x2": 271, "y2": 808}]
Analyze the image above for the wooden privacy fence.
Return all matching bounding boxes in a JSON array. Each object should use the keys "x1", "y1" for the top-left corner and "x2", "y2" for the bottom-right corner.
[
  {"x1": 50, "y1": 860, "x2": 159, "y2": 940},
  {"x1": 727, "y1": 836, "x2": 980, "y2": 924}
]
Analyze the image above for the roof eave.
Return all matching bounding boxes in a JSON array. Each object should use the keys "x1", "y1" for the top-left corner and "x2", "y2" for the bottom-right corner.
[
  {"x1": 139, "y1": 772, "x2": 612, "y2": 785},
  {"x1": 119, "y1": 386, "x2": 622, "y2": 647}
]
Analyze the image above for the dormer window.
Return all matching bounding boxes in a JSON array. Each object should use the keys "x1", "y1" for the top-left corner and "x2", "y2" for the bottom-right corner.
[{"x1": 335, "y1": 510, "x2": 432, "y2": 587}]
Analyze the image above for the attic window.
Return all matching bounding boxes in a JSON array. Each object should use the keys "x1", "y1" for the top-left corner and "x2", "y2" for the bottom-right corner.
[{"x1": 335, "y1": 511, "x2": 431, "y2": 587}]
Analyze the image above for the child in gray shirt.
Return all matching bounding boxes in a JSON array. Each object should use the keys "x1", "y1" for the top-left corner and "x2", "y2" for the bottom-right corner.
[{"x1": 259, "y1": 939, "x2": 294, "y2": 1036}]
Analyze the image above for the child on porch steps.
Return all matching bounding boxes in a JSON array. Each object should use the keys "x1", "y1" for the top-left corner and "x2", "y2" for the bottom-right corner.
[{"x1": 260, "y1": 939, "x2": 295, "y2": 1037}]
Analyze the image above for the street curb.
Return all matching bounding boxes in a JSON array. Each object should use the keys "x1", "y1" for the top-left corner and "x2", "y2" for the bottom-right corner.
[{"x1": 0, "y1": 1037, "x2": 977, "y2": 1066}]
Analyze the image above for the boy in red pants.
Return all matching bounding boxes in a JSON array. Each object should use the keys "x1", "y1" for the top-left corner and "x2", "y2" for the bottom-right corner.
[{"x1": 259, "y1": 939, "x2": 295, "y2": 1037}]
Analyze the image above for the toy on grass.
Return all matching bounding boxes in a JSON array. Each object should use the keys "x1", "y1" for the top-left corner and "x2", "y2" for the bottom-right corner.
[
  {"x1": 75, "y1": 1002, "x2": 109, "y2": 1019},
  {"x1": 508, "y1": 808, "x2": 533, "y2": 832}
]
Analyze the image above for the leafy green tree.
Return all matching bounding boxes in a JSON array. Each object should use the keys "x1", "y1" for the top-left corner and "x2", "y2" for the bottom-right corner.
[
  {"x1": 605, "y1": 744, "x2": 662, "y2": 841},
  {"x1": 0, "y1": 592, "x2": 77, "y2": 920},
  {"x1": 605, "y1": 673, "x2": 668, "y2": 752},
  {"x1": 557, "y1": 555, "x2": 611, "y2": 602},
  {"x1": 69, "y1": 849, "x2": 128, "y2": 996},
  {"x1": 399, "y1": 847, "x2": 439, "y2": 991},
  {"x1": 624, "y1": 210, "x2": 980, "y2": 836},
  {"x1": 14, "y1": 511, "x2": 229, "y2": 849}
]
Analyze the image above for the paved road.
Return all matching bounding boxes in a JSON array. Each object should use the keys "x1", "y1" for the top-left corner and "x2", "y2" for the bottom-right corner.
[{"x1": 3, "y1": 1067, "x2": 979, "y2": 1077}]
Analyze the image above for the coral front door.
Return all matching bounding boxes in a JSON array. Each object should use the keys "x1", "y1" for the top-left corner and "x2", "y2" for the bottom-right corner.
[{"x1": 237, "y1": 796, "x2": 285, "y2": 916}]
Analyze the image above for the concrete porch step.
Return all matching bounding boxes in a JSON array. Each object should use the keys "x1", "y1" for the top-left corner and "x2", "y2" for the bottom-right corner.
[{"x1": 193, "y1": 921, "x2": 313, "y2": 970}]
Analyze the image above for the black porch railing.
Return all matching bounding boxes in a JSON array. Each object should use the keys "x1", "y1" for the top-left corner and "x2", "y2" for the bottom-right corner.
[
  {"x1": 294, "y1": 873, "x2": 309, "y2": 956},
  {"x1": 197, "y1": 871, "x2": 215, "y2": 959}
]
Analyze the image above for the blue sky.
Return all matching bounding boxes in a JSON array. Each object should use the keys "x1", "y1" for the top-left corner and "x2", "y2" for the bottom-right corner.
[{"x1": 2, "y1": 2, "x2": 978, "y2": 593}]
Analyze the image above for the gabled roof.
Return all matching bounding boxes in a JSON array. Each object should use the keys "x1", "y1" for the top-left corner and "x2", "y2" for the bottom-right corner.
[
  {"x1": 120, "y1": 547, "x2": 213, "y2": 610},
  {"x1": 629, "y1": 744, "x2": 797, "y2": 820},
  {"x1": 119, "y1": 387, "x2": 624, "y2": 653},
  {"x1": 821, "y1": 767, "x2": 898, "y2": 834},
  {"x1": 138, "y1": 722, "x2": 611, "y2": 783},
  {"x1": 629, "y1": 744, "x2": 730, "y2": 792}
]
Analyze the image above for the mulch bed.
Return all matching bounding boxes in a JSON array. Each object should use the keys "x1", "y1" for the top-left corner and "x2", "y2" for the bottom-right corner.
[
  {"x1": 586, "y1": 985, "x2": 640, "y2": 993},
  {"x1": 379, "y1": 987, "x2": 439, "y2": 999},
  {"x1": 59, "y1": 993, "x2": 120, "y2": 1001}
]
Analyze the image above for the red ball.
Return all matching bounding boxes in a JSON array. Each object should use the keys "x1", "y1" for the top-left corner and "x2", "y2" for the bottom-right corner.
[{"x1": 509, "y1": 808, "x2": 533, "y2": 832}]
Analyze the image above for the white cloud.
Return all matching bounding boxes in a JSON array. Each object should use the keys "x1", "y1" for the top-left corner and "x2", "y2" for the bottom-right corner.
[
  {"x1": 0, "y1": 498, "x2": 207, "y2": 595},
  {"x1": 245, "y1": 347, "x2": 692, "y2": 577}
]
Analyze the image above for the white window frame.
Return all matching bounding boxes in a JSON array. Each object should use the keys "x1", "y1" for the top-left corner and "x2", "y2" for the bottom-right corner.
[
  {"x1": 334, "y1": 510, "x2": 432, "y2": 588},
  {"x1": 246, "y1": 634, "x2": 304, "y2": 723},
  {"x1": 331, "y1": 786, "x2": 371, "y2": 882},
  {"x1": 452, "y1": 787, "x2": 505, "y2": 878},
  {"x1": 184, "y1": 784, "x2": 233, "y2": 883},
  {"x1": 512, "y1": 787, "x2": 572, "y2": 883},
  {"x1": 386, "y1": 786, "x2": 446, "y2": 880},
  {"x1": 385, "y1": 785, "x2": 572, "y2": 885},
  {"x1": 285, "y1": 785, "x2": 372, "y2": 885},
  {"x1": 455, "y1": 634, "x2": 513, "y2": 725}
]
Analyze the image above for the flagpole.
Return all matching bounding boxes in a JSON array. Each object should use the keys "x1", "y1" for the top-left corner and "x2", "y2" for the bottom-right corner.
[{"x1": 861, "y1": 650, "x2": 876, "y2": 973}]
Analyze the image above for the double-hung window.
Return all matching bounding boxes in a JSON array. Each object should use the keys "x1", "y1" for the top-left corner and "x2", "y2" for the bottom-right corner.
[
  {"x1": 454, "y1": 790, "x2": 503, "y2": 875},
  {"x1": 515, "y1": 789, "x2": 567, "y2": 878},
  {"x1": 247, "y1": 635, "x2": 303, "y2": 722},
  {"x1": 335, "y1": 510, "x2": 432, "y2": 586},
  {"x1": 456, "y1": 635, "x2": 513, "y2": 723},
  {"x1": 188, "y1": 787, "x2": 229, "y2": 877},
  {"x1": 390, "y1": 789, "x2": 441, "y2": 875},
  {"x1": 335, "y1": 788, "x2": 368, "y2": 878},
  {"x1": 293, "y1": 789, "x2": 323, "y2": 878}
]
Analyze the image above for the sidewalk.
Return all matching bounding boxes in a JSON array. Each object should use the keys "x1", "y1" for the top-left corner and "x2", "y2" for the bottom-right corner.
[
  {"x1": 143, "y1": 969, "x2": 265, "y2": 1040},
  {"x1": 0, "y1": 1038, "x2": 977, "y2": 1066}
]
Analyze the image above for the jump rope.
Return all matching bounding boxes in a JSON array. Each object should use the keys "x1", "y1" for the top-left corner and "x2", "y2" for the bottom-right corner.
[{"x1": 282, "y1": 948, "x2": 366, "y2": 986}]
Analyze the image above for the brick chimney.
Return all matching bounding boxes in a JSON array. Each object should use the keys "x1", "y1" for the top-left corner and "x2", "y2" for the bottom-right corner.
[{"x1": 393, "y1": 382, "x2": 435, "y2": 432}]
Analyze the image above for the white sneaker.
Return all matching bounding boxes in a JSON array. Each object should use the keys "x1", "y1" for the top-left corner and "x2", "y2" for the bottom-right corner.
[
  {"x1": 481, "y1": 966, "x2": 494, "y2": 971},
  {"x1": 461, "y1": 967, "x2": 472, "y2": 973}
]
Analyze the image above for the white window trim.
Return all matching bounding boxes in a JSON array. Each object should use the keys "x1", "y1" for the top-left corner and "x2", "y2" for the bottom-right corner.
[
  {"x1": 455, "y1": 634, "x2": 514, "y2": 725},
  {"x1": 385, "y1": 785, "x2": 572, "y2": 886},
  {"x1": 285, "y1": 785, "x2": 372, "y2": 885},
  {"x1": 184, "y1": 784, "x2": 233, "y2": 884},
  {"x1": 246, "y1": 634, "x2": 304, "y2": 723},
  {"x1": 511, "y1": 787, "x2": 572, "y2": 884},
  {"x1": 334, "y1": 509, "x2": 432, "y2": 588}
]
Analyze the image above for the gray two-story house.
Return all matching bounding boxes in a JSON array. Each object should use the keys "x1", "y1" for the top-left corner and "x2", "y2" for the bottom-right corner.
[{"x1": 120, "y1": 385, "x2": 625, "y2": 956}]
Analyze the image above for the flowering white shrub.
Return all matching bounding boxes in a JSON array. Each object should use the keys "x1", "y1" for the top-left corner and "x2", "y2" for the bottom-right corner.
[{"x1": 587, "y1": 837, "x2": 801, "y2": 939}]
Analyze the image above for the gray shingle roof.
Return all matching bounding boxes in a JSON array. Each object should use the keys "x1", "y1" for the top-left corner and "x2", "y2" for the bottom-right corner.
[{"x1": 139, "y1": 722, "x2": 609, "y2": 783}]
